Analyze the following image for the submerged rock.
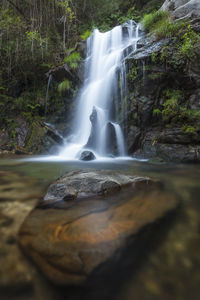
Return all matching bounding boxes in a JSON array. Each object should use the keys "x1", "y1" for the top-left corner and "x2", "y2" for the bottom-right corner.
[
  {"x1": 0, "y1": 171, "x2": 41, "y2": 294},
  {"x1": 19, "y1": 170, "x2": 179, "y2": 286},
  {"x1": 79, "y1": 150, "x2": 96, "y2": 161}
]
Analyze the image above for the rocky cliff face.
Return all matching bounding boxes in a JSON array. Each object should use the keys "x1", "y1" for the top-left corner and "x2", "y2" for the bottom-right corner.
[
  {"x1": 161, "y1": 0, "x2": 200, "y2": 19},
  {"x1": 123, "y1": 1, "x2": 200, "y2": 162}
]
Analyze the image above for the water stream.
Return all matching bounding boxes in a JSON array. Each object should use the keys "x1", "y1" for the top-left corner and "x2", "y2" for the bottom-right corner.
[
  {"x1": 58, "y1": 21, "x2": 140, "y2": 160},
  {"x1": 45, "y1": 74, "x2": 52, "y2": 120},
  {"x1": 1, "y1": 158, "x2": 200, "y2": 300}
]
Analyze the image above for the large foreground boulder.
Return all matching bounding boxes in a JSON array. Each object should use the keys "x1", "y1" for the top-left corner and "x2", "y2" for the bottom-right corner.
[{"x1": 18, "y1": 170, "x2": 179, "y2": 286}]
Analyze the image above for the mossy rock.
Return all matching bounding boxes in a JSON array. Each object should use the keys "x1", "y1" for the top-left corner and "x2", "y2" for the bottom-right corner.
[
  {"x1": 25, "y1": 121, "x2": 47, "y2": 153},
  {"x1": 24, "y1": 120, "x2": 64, "y2": 154}
]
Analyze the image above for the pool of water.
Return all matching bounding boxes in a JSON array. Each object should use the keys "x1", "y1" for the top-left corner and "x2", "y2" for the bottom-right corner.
[{"x1": 0, "y1": 156, "x2": 200, "y2": 300}]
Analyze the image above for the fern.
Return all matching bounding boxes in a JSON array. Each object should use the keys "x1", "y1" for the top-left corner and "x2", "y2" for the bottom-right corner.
[
  {"x1": 64, "y1": 52, "x2": 81, "y2": 69},
  {"x1": 58, "y1": 79, "x2": 71, "y2": 93},
  {"x1": 80, "y1": 30, "x2": 91, "y2": 40}
]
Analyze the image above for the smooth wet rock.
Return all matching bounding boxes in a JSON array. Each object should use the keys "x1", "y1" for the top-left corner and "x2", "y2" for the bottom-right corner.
[
  {"x1": 42, "y1": 171, "x2": 143, "y2": 203},
  {"x1": 106, "y1": 122, "x2": 118, "y2": 156},
  {"x1": 19, "y1": 170, "x2": 179, "y2": 286},
  {"x1": 132, "y1": 128, "x2": 200, "y2": 163},
  {"x1": 79, "y1": 151, "x2": 96, "y2": 161},
  {"x1": 84, "y1": 107, "x2": 98, "y2": 150}
]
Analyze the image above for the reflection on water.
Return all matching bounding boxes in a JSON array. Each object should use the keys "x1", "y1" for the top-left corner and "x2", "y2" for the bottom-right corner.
[{"x1": 0, "y1": 156, "x2": 200, "y2": 300}]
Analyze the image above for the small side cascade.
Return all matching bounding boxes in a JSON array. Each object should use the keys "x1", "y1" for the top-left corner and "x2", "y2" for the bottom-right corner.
[
  {"x1": 110, "y1": 122, "x2": 126, "y2": 156},
  {"x1": 45, "y1": 74, "x2": 52, "y2": 120},
  {"x1": 142, "y1": 60, "x2": 146, "y2": 83},
  {"x1": 58, "y1": 21, "x2": 141, "y2": 160}
]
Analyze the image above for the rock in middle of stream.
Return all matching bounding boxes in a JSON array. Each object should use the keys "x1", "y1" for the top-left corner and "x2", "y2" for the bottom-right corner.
[{"x1": 18, "y1": 170, "x2": 179, "y2": 286}]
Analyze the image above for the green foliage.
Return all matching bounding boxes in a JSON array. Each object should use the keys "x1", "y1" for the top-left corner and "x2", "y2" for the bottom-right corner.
[
  {"x1": 26, "y1": 30, "x2": 40, "y2": 42},
  {"x1": 56, "y1": 0, "x2": 75, "y2": 23},
  {"x1": 164, "y1": 89, "x2": 182, "y2": 102},
  {"x1": 179, "y1": 107, "x2": 200, "y2": 122},
  {"x1": 151, "y1": 52, "x2": 157, "y2": 62},
  {"x1": 80, "y1": 30, "x2": 92, "y2": 40},
  {"x1": 141, "y1": 10, "x2": 169, "y2": 32},
  {"x1": 181, "y1": 125, "x2": 199, "y2": 137},
  {"x1": 153, "y1": 89, "x2": 200, "y2": 130},
  {"x1": 0, "y1": 8, "x2": 24, "y2": 31},
  {"x1": 155, "y1": 19, "x2": 186, "y2": 40},
  {"x1": 127, "y1": 65, "x2": 138, "y2": 82},
  {"x1": 141, "y1": 10, "x2": 186, "y2": 40},
  {"x1": 92, "y1": 5, "x2": 141, "y2": 32},
  {"x1": 58, "y1": 79, "x2": 71, "y2": 94},
  {"x1": 0, "y1": 0, "x2": 148, "y2": 143},
  {"x1": 27, "y1": 103, "x2": 41, "y2": 112},
  {"x1": 64, "y1": 52, "x2": 81, "y2": 69},
  {"x1": 180, "y1": 25, "x2": 200, "y2": 60},
  {"x1": 161, "y1": 89, "x2": 181, "y2": 122},
  {"x1": 144, "y1": 0, "x2": 163, "y2": 14},
  {"x1": 153, "y1": 108, "x2": 162, "y2": 116}
]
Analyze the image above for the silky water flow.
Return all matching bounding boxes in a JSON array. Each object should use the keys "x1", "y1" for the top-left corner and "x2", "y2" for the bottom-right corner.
[{"x1": 58, "y1": 21, "x2": 140, "y2": 160}]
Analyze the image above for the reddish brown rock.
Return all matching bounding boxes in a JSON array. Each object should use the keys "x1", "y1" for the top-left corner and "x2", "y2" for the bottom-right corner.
[{"x1": 18, "y1": 171, "x2": 179, "y2": 286}]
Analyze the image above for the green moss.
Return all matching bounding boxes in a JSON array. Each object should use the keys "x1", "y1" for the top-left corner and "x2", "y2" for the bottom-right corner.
[
  {"x1": 25, "y1": 120, "x2": 46, "y2": 153},
  {"x1": 151, "y1": 52, "x2": 157, "y2": 63},
  {"x1": 181, "y1": 125, "x2": 199, "y2": 138},
  {"x1": 153, "y1": 89, "x2": 182, "y2": 122},
  {"x1": 153, "y1": 89, "x2": 200, "y2": 131},
  {"x1": 148, "y1": 72, "x2": 163, "y2": 80},
  {"x1": 127, "y1": 65, "x2": 138, "y2": 82}
]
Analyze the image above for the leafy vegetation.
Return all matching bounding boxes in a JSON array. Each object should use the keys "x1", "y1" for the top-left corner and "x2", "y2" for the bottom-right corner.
[
  {"x1": 141, "y1": 10, "x2": 169, "y2": 32},
  {"x1": 141, "y1": 10, "x2": 187, "y2": 40},
  {"x1": 180, "y1": 25, "x2": 200, "y2": 60},
  {"x1": 153, "y1": 89, "x2": 200, "y2": 131},
  {"x1": 181, "y1": 124, "x2": 199, "y2": 138},
  {"x1": 58, "y1": 79, "x2": 71, "y2": 94},
  {"x1": 1, "y1": 0, "x2": 199, "y2": 153},
  {"x1": 64, "y1": 52, "x2": 81, "y2": 69},
  {"x1": 80, "y1": 30, "x2": 92, "y2": 40}
]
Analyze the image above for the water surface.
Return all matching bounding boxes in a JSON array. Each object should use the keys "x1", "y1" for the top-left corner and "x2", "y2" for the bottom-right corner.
[{"x1": 0, "y1": 156, "x2": 200, "y2": 300}]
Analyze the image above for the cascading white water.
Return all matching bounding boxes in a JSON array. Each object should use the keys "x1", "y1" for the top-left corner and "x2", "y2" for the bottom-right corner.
[
  {"x1": 59, "y1": 21, "x2": 140, "y2": 160},
  {"x1": 45, "y1": 74, "x2": 52, "y2": 120}
]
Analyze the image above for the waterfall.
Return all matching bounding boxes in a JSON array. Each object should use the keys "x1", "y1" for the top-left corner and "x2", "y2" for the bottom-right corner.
[
  {"x1": 45, "y1": 74, "x2": 52, "y2": 120},
  {"x1": 110, "y1": 122, "x2": 126, "y2": 156},
  {"x1": 59, "y1": 21, "x2": 141, "y2": 160}
]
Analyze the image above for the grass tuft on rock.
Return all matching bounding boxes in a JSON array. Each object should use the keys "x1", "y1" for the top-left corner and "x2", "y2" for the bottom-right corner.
[{"x1": 141, "y1": 10, "x2": 186, "y2": 40}]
